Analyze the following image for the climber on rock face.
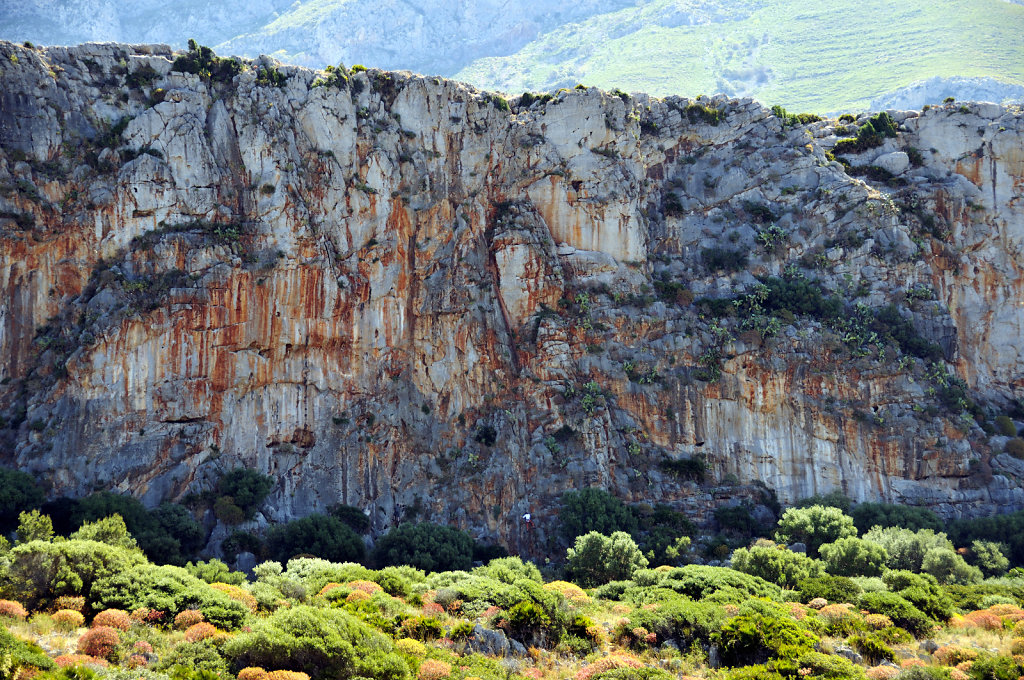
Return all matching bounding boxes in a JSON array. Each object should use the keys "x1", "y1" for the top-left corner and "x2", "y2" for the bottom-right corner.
[{"x1": 522, "y1": 512, "x2": 532, "y2": 525}]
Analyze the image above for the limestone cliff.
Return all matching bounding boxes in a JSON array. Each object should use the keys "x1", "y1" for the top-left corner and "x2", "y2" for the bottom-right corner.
[{"x1": 1, "y1": 41, "x2": 1023, "y2": 553}]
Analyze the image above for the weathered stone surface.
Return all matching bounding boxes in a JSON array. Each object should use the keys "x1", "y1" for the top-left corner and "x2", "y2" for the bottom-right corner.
[{"x1": 1, "y1": 41, "x2": 1023, "y2": 554}]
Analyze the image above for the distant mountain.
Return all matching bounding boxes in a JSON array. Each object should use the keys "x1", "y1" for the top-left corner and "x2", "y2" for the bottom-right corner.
[
  {"x1": 869, "y1": 77, "x2": 1024, "y2": 111},
  {"x1": 2, "y1": 0, "x2": 1023, "y2": 112}
]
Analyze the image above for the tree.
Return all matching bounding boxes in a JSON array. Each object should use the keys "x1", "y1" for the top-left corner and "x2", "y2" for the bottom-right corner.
[
  {"x1": 969, "y1": 540, "x2": 1009, "y2": 577},
  {"x1": 217, "y1": 469, "x2": 274, "y2": 519},
  {"x1": 730, "y1": 541, "x2": 825, "y2": 588},
  {"x1": 774, "y1": 506, "x2": 856, "y2": 558},
  {"x1": 70, "y1": 514, "x2": 138, "y2": 550},
  {"x1": 861, "y1": 527, "x2": 952, "y2": 572},
  {"x1": 920, "y1": 547, "x2": 982, "y2": 585},
  {"x1": 267, "y1": 514, "x2": 366, "y2": 564},
  {"x1": 850, "y1": 502, "x2": 942, "y2": 534},
  {"x1": 371, "y1": 522, "x2": 474, "y2": 572},
  {"x1": 559, "y1": 488, "x2": 638, "y2": 542},
  {"x1": 16, "y1": 510, "x2": 53, "y2": 543},
  {"x1": 565, "y1": 531, "x2": 648, "y2": 587},
  {"x1": 818, "y1": 537, "x2": 888, "y2": 577},
  {"x1": 0, "y1": 467, "x2": 44, "y2": 533}
]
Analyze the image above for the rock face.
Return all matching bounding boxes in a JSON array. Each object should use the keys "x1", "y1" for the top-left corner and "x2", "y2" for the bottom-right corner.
[
  {"x1": 870, "y1": 76, "x2": 1024, "y2": 112},
  {"x1": 1, "y1": 41, "x2": 1024, "y2": 553}
]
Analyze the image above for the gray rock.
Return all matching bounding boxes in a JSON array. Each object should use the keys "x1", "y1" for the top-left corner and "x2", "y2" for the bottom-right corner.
[
  {"x1": 834, "y1": 646, "x2": 863, "y2": 664},
  {"x1": 919, "y1": 639, "x2": 939, "y2": 654},
  {"x1": 874, "y1": 151, "x2": 910, "y2": 175},
  {"x1": 461, "y1": 624, "x2": 511, "y2": 657},
  {"x1": 787, "y1": 543, "x2": 807, "y2": 553}
]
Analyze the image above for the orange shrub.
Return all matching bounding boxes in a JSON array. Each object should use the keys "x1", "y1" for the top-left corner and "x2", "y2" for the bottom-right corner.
[
  {"x1": 126, "y1": 655, "x2": 148, "y2": 669},
  {"x1": 956, "y1": 611, "x2": 1004, "y2": 631},
  {"x1": 210, "y1": 583, "x2": 258, "y2": 612},
  {"x1": 134, "y1": 641, "x2": 153, "y2": 654},
  {"x1": 92, "y1": 609, "x2": 131, "y2": 631},
  {"x1": 54, "y1": 655, "x2": 108, "y2": 668},
  {"x1": 346, "y1": 580, "x2": 383, "y2": 595},
  {"x1": 1009, "y1": 638, "x2": 1024, "y2": 655},
  {"x1": 949, "y1": 670, "x2": 970, "y2": 680},
  {"x1": 238, "y1": 668, "x2": 269, "y2": 680},
  {"x1": 265, "y1": 672, "x2": 310, "y2": 680},
  {"x1": 866, "y1": 667, "x2": 900, "y2": 680},
  {"x1": 422, "y1": 602, "x2": 444, "y2": 617},
  {"x1": 174, "y1": 609, "x2": 205, "y2": 629},
  {"x1": 543, "y1": 581, "x2": 590, "y2": 605},
  {"x1": 52, "y1": 596, "x2": 86, "y2": 613},
  {"x1": 900, "y1": 659, "x2": 925, "y2": 669},
  {"x1": 318, "y1": 583, "x2": 344, "y2": 597},
  {"x1": 522, "y1": 670, "x2": 543, "y2": 680},
  {"x1": 52, "y1": 610, "x2": 86, "y2": 630},
  {"x1": 184, "y1": 622, "x2": 218, "y2": 642},
  {"x1": 418, "y1": 660, "x2": 452, "y2": 680},
  {"x1": 77, "y1": 626, "x2": 120, "y2": 659},
  {"x1": 575, "y1": 655, "x2": 644, "y2": 680},
  {"x1": 986, "y1": 604, "x2": 1024, "y2": 622},
  {"x1": 346, "y1": 591, "x2": 371, "y2": 603},
  {"x1": 935, "y1": 645, "x2": 978, "y2": 666},
  {"x1": 0, "y1": 600, "x2": 28, "y2": 620},
  {"x1": 864, "y1": 614, "x2": 893, "y2": 630}
]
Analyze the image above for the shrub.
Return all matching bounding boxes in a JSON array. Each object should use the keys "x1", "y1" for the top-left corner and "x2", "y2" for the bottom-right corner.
[
  {"x1": 175, "y1": 609, "x2": 205, "y2": 629},
  {"x1": 921, "y1": 547, "x2": 982, "y2": 585},
  {"x1": 819, "y1": 537, "x2": 888, "y2": 577},
  {"x1": 224, "y1": 605, "x2": 392, "y2": 680},
  {"x1": 266, "y1": 514, "x2": 366, "y2": 564},
  {"x1": 701, "y1": 247, "x2": 748, "y2": 273},
  {"x1": 859, "y1": 592, "x2": 932, "y2": 637},
  {"x1": 210, "y1": 582, "x2": 258, "y2": 611},
  {"x1": 158, "y1": 638, "x2": 231, "y2": 674},
  {"x1": 0, "y1": 599, "x2": 28, "y2": 619},
  {"x1": 186, "y1": 559, "x2": 247, "y2": 586},
  {"x1": 70, "y1": 515, "x2": 138, "y2": 550},
  {"x1": 566, "y1": 531, "x2": 649, "y2": 587},
  {"x1": 53, "y1": 609, "x2": 86, "y2": 629},
  {"x1": 395, "y1": 638, "x2": 426, "y2": 656},
  {"x1": 77, "y1": 625, "x2": 120, "y2": 659},
  {"x1": 730, "y1": 542, "x2": 825, "y2": 588},
  {"x1": 544, "y1": 580, "x2": 589, "y2": 604},
  {"x1": 266, "y1": 672, "x2": 311, "y2": 680},
  {"x1": 967, "y1": 653, "x2": 1022, "y2": 680},
  {"x1": 716, "y1": 612, "x2": 818, "y2": 666},
  {"x1": 832, "y1": 112, "x2": 898, "y2": 155},
  {"x1": 54, "y1": 654, "x2": 108, "y2": 668},
  {"x1": 217, "y1": 469, "x2": 274, "y2": 519},
  {"x1": 949, "y1": 510, "x2": 1024, "y2": 566},
  {"x1": 775, "y1": 506, "x2": 857, "y2": 557},
  {"x1": 659, "y1": 564, "x2": 783, "y2": 601},
  {"x1": 92, "y1": 609, "x2": 131, "y2": 630},
  {"x1": 934, "y1": 645, "x2": 978, "y2": 666},
  {"x1": 619, "y1": 594, "x2": 722, "y2": 649},
  {"x1": 559, "y1": 489, "x2": 638, "y2": 541},
  {"x1": 1, "y1": 539, "x2": 147, "y2": 611},
  {"x1": 848, "y1": 633, "x2": 897, "y2": 663},
  {"x1": 861, "y1": 527, "x2": 951, "y2": 572},
  {"x1": 399, "y1": 615, "x2": 444, "y2": 641},
  {"x1": 797, "y1": 575, "x2": 862, "y2": 604},
  {"x1": 417, "y1": 660, "x2": 451, "y2": 680},
  {"x1": 591, "y1": 669, "x2": 674, "y2": 680},
  {"x1": 92, "y1": 564, "x2": 249, "y2": 630},
  {"x1": 575, "y1": 655, "x2": 644, "y2": 680},
  {"x1": 1006, "y1": 438, "x2": 1024, "y2": 459},
  {"x1": 16, "y1": 509, "x2": 54, "y2": 542},
  {"x1": 969, "y1": 541, "x2": 1010, "y2": 577},
  {"x1": 184, "y1": 622, "x2": 218, "y2": 642},
  {"x1": 371, "y1": 522, "x2": 474, "y2": 572},
  {"x1": 238, "y1": 668, "x2": 269, "y2": 680},
  {"x1": 53, "y1": 595, "x2": 86, "y2": 612},
  {"x1": 0, "y1": 467, "x2": 45, "y2": 533},
  {"x1": 795, "y1": 492, "x2": 853, "y2": 514}
]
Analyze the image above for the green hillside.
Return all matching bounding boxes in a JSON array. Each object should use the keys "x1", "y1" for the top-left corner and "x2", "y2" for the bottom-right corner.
[{"x1": 455, "y1": 0, "x2": 1024, "y2": 113}]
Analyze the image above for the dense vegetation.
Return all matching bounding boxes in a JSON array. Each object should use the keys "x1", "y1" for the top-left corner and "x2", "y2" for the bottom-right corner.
[{"x1": 4, "y1": 480, "x2": 1024, "y2": 680}]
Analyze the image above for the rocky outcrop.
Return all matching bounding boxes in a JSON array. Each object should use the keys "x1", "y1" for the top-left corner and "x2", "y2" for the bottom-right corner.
[
  {"x1": 1, "y1": 41, "x2": 1024, "y2": 553},
  {"x1": 870, "y1": 77, "x2": 1024, "y2": 112}
]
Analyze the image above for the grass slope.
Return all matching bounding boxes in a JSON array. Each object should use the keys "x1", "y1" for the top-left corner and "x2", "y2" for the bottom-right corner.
[{"x1": 455, "y1": 0, "x2": 1024, "y2": 113}]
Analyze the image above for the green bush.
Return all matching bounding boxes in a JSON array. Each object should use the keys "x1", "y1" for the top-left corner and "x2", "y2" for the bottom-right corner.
[
  {"x1": 0, "y1": 467, "x2": 44, "y2": 533},
  {"x1": 622, "y1": 593, "x2": 722, "y2": 649},
  {"x1": 591, "y1": 669, "x2": 674, "y2": 680},
  {"x1": 716, "y1": 612, "x2": 818, "y2": 666},
  {"x1": 819, "y1": 537, "x2": 888, "y2": 577},
  {"x1": 655, "y1": 565, "x2": 783, "y2": 602},
  {"x1": 730, "y1": 542, "x2": 825, "y2": 588},
  {"x1": 0, "y1": 538, "x2": 146, "y2": 611},
  {"x1": 949, "y1": 510, "x2": 1024, "y2": 566},
  {"x1": 371, "y1": 522, "x2": 474, "y2": 572},
  {"x1": 170, "y1": 40, "x2": 243, "y2": 82},
  {"x1": 921, "y1": 546, "x2": 982, "y2": 584},
  {"x1": 796, "y1": 575, "x2": 862, "y2": 604},
  {"x1": 861, "y1": 526, "x2": 951, "y2": 572},
  {"x1": 969, "y1": 540, "x2": 1010, "y2": 577},
  {"x1": 158, "y1": 639, "x2": 230, "y2": 674},
  {"x1": 329, "y1": 504, "x2": 370, "y2": 534},
  {"x1": 16, "y1": 510, "x2": 53, "y2": 543},
  {"x1": 832, "y1": 112, "x2": 898, "y2": 155},
  {"x1": 69, "y1": 514, "x2": 138, "y2": 550},
  {"x1": 473, "y1": 556, "x2": 542, "y2": 584},
  {"x1": 775, "y1": 506, "x2": 857, "y2": 558},
  {"x1": 847, "y1": 633, "x2": 896, "y2": 663},
  {"x1": 565, "y1": 531, "x2": 648, "y2": 587},
  {"x1": 185, "y1": 559, "x2": 247, "y2": 586},
  {"x1": 496, "y1": 600, "x2": 551, "y2": 644},
  {"x1": 967, "y1": 653, "x2": 1023, "y2": 680},
  {"x1": 850, "y1": 502, "x2": 942, "y2": 534},
  {"x1": 995, "y1": 415, "x2": 1017, "y2": 437},
  {"x1": 0, "y1": 624, "x2": 56, "y2": 676},
  {"x1": 558, "y1": 488, "x2": 638, "y2": 541},
  {"x1": 267, "y1": 514, "x2": 366, "y2": 564},
  {"x1": 858, "y1": 591, "x2": 932, "y2": 637},
  {"x1": 92, "y1": 564, "x2": 249, "y2": 629},
  {"x1": 1005, "y1": 438, "x2": 1024, "y2": 459},
  {"x1": 217, "y1": 470, "x2": 273, "y2": 519},
  {"x1": 795, "y1": 491, "x2": 852, "y2": 514},
  {"x1": 223, "y1": 605, "x2": 394, "y2": 680},
  {"x1": 701, "y1": 247, "x2": 748, "y2": 273}
]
